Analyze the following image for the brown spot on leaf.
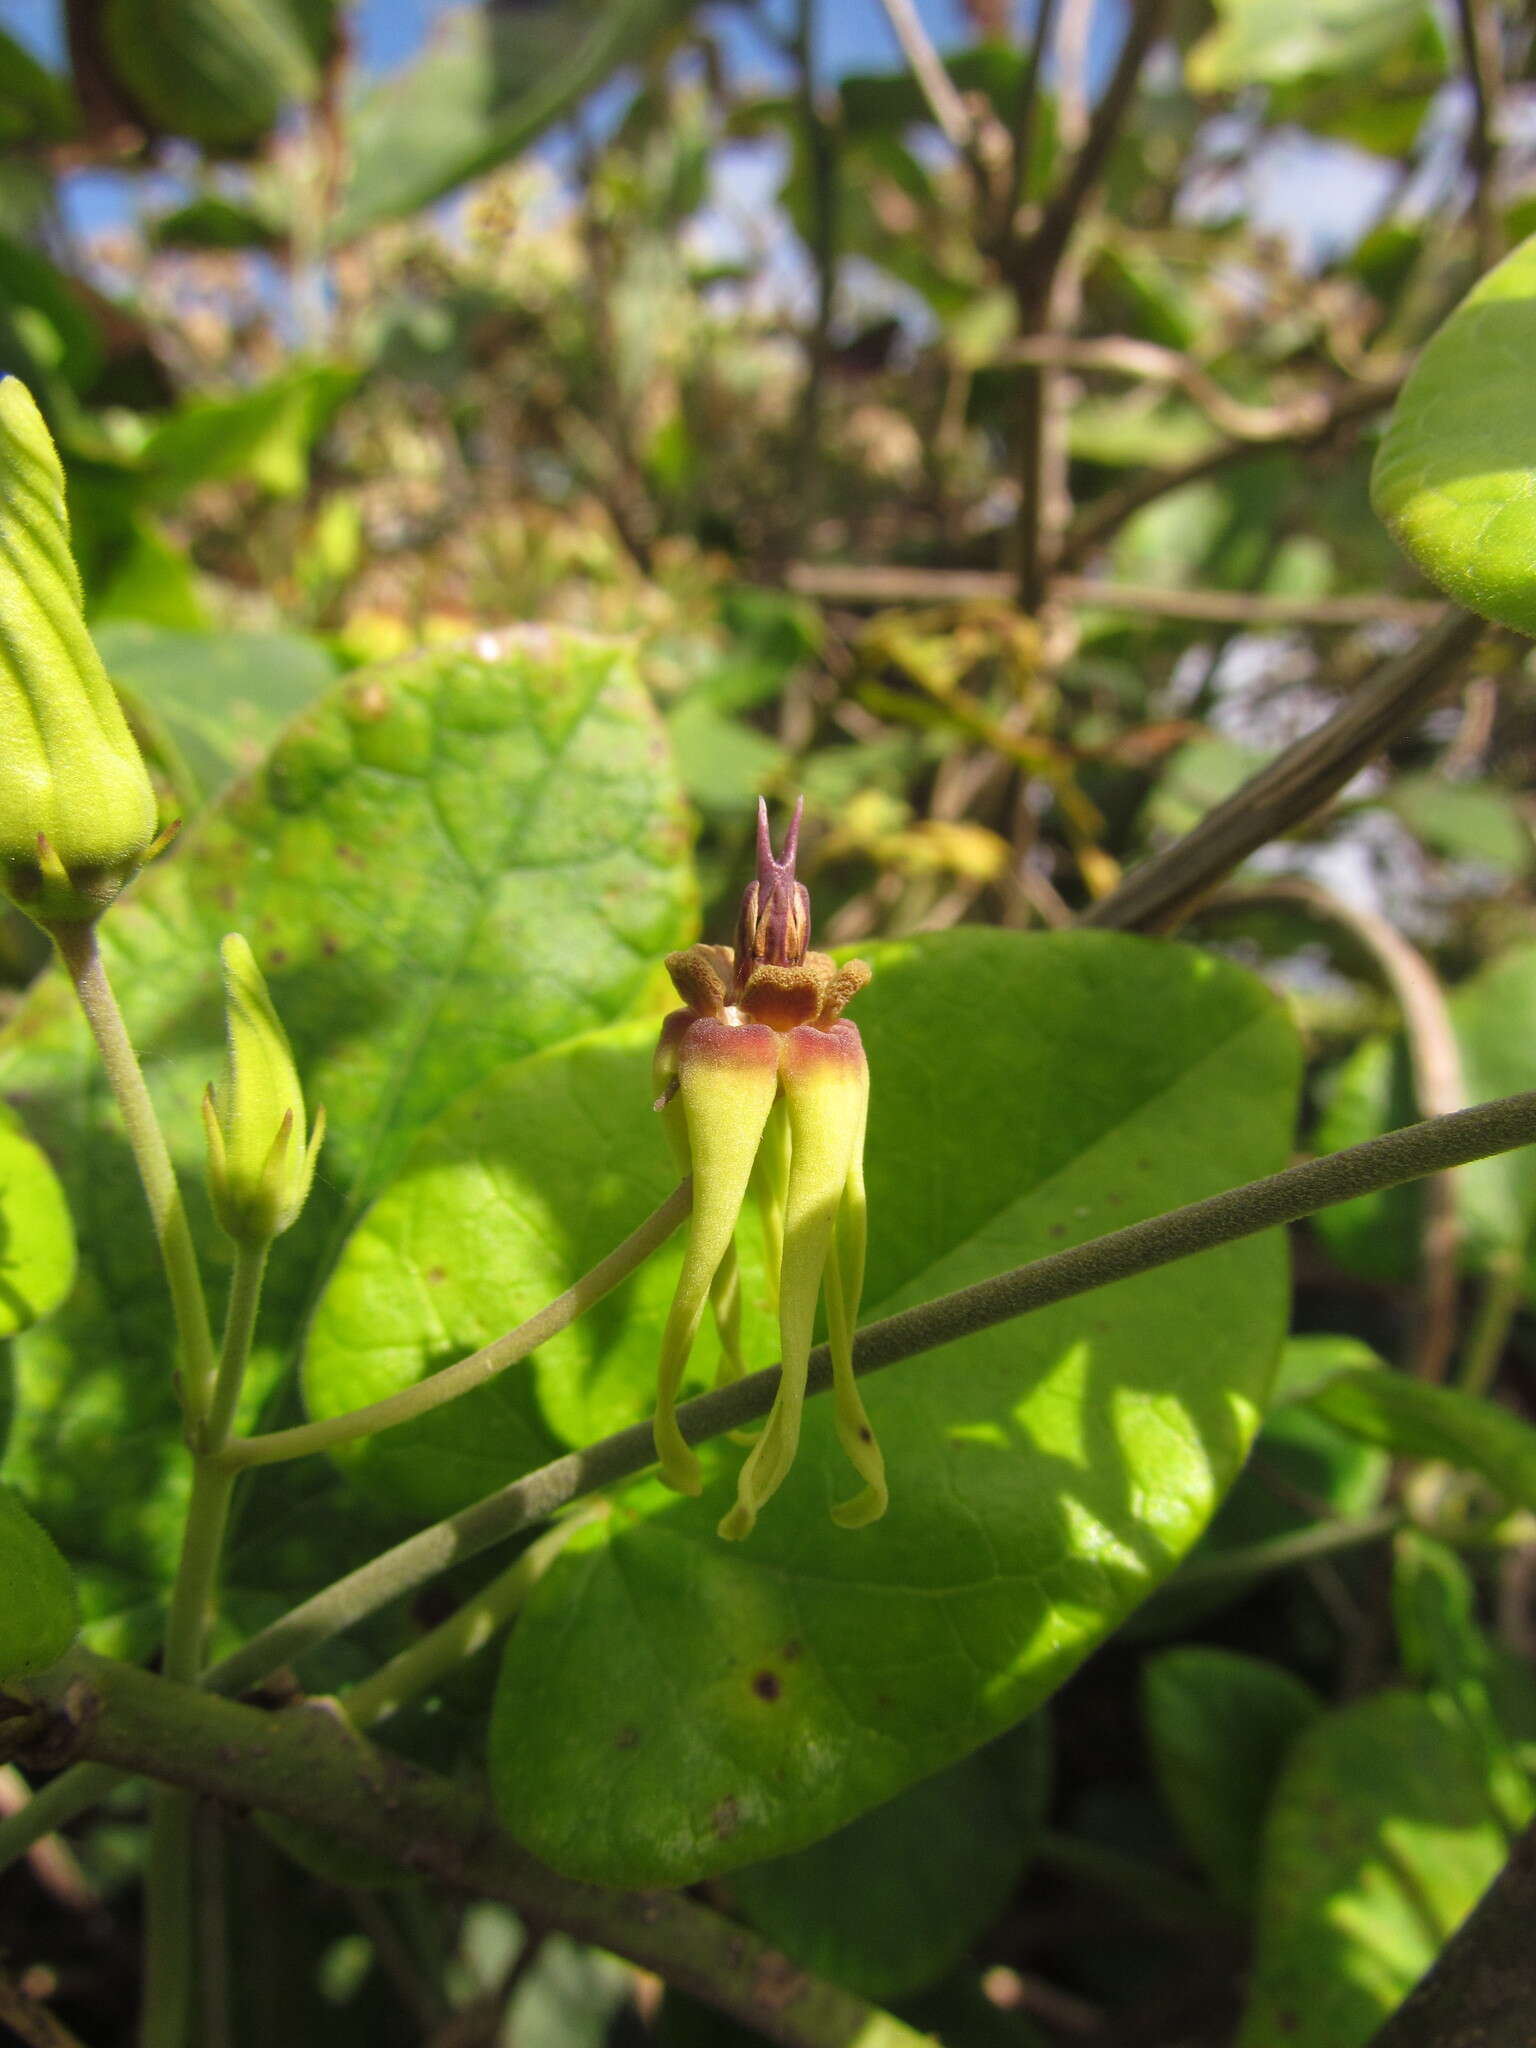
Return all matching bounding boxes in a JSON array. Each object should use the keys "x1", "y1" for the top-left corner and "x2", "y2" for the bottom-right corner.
[
  {"x1": 426, "y1": 1267, "x2": 446, "y2": 1285},
  {"x1": 711, "y1": 1797, "x2": 741, "y2": 1839},
  {"x1": 614, "y1": 1726, "x2": 639, "y2": 1750},
  {"x1": 752, "y1": 1671, "x2": 781, "y2": 1702}
]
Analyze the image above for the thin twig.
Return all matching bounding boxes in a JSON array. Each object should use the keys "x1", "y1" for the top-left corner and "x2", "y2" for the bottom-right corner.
[
  {"x1": 1454, "y1": 0, "x2": 1504, "y2": 272},
  {"x1": 1010, "y1": 0, "x2": 1061, "y2": 211},
  {"x1": 200, "y1": 1084, "x2": 1536, "y2": 1700},
  {"x1": 784, "y1": 560, "x2": 1442, "y2": 628},
  {"x1": 1029, "y1": 0, "x2": 1173, "y2": 283},
  {"x1": 876, "y1": 0, "x2": 972, "y2": 150},
  {"x1": 1080, "y1": 609, "x2": 1484, "y2": 933},
  {"x1": 0, "y1": 1967, "x2": 89, "y2": 2048},
  {"x1": 1055, "y1": 377, "x2": 1400, "y2": 571},
  {"x1": 1214, "y1": 880, "x2": 1466, "y2": 1383},
  {"x1": 1008, "y1": 333, "x2": 1336, "y2": 441}
]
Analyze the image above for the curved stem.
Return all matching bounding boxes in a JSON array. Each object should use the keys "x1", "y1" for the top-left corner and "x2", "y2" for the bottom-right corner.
[
  {"x1": 203, "y1": 1090, "x2": 1536, "y2": 1699},
  {"x1": 51, "y1": 923, "x2": 217, "y2": 1424},
  {"x1": 340, "y1": 1513, "x2": 593, "y2": 1733},
  {"x1": 216, "y1": 1180, "x2": 691, "y2": 1471}
]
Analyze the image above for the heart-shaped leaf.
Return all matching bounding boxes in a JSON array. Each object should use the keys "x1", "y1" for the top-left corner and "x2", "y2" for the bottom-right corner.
[
  {"x1": 385, "y1": 927, "x2": 1297, "y2": 1884},
  {"x1": 0, "y1": 631, "x2": 693, "y2": 1651}
]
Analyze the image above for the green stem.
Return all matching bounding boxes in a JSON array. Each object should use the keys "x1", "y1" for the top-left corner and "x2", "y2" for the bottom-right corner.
[
  {"x1": 51, "y1": 923, "x2": 217, "y2": 1424},
  {"x1": 142, "y1": 1242, "x2": 264, "y2": 2048},
  {"x1": 204, "y1": 1242, "x2": 268, "y2": 1453},
  {"x1": 0, "y1": 1760, "x2": 123, "y2": 1875},
  {"x1": 12, "y1": 1650, "x2": 932, "y2": 2048},
  {"x1": 203, "y1": 1090, "x2": 1536, "y2": 1699},
  {"x1": 341, "y1": 1513, "x2": 592, "y2": 1733},
  {"x1": 141, "y1": 1788, "x2": 197, "y2": 2048},
  {"x1": 216, "y1": 1180, "x2": 691, "y2": 1471},
  {"x1": 1167, "y1": 1508, "x2": 1404, "y2": 1589},
  {"x1": 1457, "y1": 1249, "x2": 1524, "y2": 1399},
  {"x1": 1034, "y1": 1829, "x2": 1230, "y2": 1929}
]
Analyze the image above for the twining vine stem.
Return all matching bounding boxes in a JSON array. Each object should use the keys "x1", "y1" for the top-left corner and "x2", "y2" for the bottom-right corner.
[{"x1": 204, "y1": 1087, "x2": 1536, "y2": 1698}]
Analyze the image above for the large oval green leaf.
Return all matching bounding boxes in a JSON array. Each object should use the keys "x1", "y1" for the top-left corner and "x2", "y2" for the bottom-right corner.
[
  {"x1": 1373, "y1": 233, "x2": 1536, "y2": 637},
  {"x1": 0, "y1": 631, "x2": 693, "y2": 1651},
  {"x1": 1240, "y1": 1691, "x2": 1513, "y2": 2048},
  {"x1": 0, "y1": 1483, "x2": 77, "y2": 1678},
  {"x1": 393, "y1": 928, "x2": 1299, "y2": 1886}
]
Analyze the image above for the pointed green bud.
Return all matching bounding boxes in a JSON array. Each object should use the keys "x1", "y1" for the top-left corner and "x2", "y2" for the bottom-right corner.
[
  {"x1": 203, "y1": 934, "x2": 325, "y2": 1246},
  {"x1": 0, "y1": 377, "x2": 160, "y2": 928}
]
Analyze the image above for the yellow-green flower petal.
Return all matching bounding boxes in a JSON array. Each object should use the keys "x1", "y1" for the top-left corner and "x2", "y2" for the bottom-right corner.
[
  {"x1": 719, "y1": 1020, "x2": 869, "y2": 1541},
  {"x1": 653, "y1": 1018, "x2": 779, "y2": 1495}
]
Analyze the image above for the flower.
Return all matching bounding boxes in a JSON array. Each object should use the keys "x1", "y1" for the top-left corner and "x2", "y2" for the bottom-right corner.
[
  {"x1": 0, "y1": 376, "x2": 161, "y2": 928},
  {"x1": 652, "y1": 798, "x2": 885, "y2": 1540},
  {"x1": 202, "y1": 934, "x2": 325, "y2": 1246}
]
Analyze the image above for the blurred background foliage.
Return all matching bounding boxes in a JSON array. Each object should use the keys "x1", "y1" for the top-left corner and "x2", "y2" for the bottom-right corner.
[{"x1": 6, "y1": 0, "x2": 1536, "y2": 2044}]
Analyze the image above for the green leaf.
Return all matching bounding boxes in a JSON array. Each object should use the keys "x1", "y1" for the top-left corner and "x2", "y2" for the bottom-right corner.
[
  {"x1": 1307, "y1": 1368, "x2": 1536, "y2": 1509},
  {"x1": 665, "y1": 698, "x2": 786, "y2": 815},
  {"x1": 148, "y1": 196, "x2": 286, "y2": 253},
  {"x1": 728, "y1": 1723, "x2": 1049, "y2": 2000},
  {"x1": 1188, "y1": 0, "x2": 1440, "y2": 93},
  {"x1": 1143, "y1": 1647, "x2": 1320, "y2": 1910},
  {"x1": 1392, "y1": 1530, "x2": 1532, "y2": 1832},
  {"x1": 1239, "y1": 1690, "x2": 1509, "y2": 2048},
  {"x1": 0, "y1": 236, "x2": 103, "y2": 395},
  {"x1": 1316, "y1": 945, "x2": 1536, "y2": 1291},
  {"x1": 1385, "y1": 776, "x2": 1531, "y2": 876},
  {"x1": 96, "y1": 622, "x2": 339, "y2": 810},
  {"x1": 1373, "y1": 233, "x2": 1536, "y2": 637},
  {"x1": 1442, "y1": 943, "x2": 1536, "y2": 1274},
  {"x1": 0, "y1": 1482, "x2": 77, "y2": 1676},
  {"x1": 0, "y1": 32, "x2": 77, "y2": 145},
  {"x1": 334, "y1": 0, "x2": 694, "y2": 243},
  {"x1": 141, "y1": 362, "x2": 357, "y2": 502},
  {"x1": 472, "y1": 929, "x2": 1299, "y2": 1886},
  {"x1": 0, "y1": 1101, "x2": 75, "y2": 1338},
  {"x1": 102, "y1": 0, "x2": 320, "y2": 148},
  {"x1": 0, "y1": 632, "x2": 693, "y2": 1650}
]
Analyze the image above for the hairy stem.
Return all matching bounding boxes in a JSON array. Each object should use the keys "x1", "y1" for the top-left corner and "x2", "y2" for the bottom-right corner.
[
  {"x1": 51, "y1": 923, "x2": 217, "y2": 1423},
  {"x1": 1082, "y1": 609, "x2": 1485, "y2": 933},
  {"x1": 8, "y1": 1652, "x2": 930, "y2": 2048},
  {"x1": 218, "y1": 1180, "x2": 691, "y2": 1470},
  {"x1": 202, "y1": 1090, "x2": 1536, "y2": 1699}
]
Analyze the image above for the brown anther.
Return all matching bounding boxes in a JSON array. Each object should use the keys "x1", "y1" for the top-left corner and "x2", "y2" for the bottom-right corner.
[{"x1": 664, "y1": 945, "x2": 730, "y2": 1018}]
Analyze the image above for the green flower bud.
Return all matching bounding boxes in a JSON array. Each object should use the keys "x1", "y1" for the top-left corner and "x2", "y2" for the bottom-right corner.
[
  {"x1": 651, "y1": 799, "x2": 885, "y2": 1538},
  {"x1": 202, "y1": 934, "x2": 325, "y2": 1246},
  {"x1": 0, "y1": 376, "x2": 161, "y2": 927}
]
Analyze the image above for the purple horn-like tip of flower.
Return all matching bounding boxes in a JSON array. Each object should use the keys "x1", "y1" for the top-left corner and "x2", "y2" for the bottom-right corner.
[{"x1": 733, "y1": 795, "x2": 812, "y2": 998}]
